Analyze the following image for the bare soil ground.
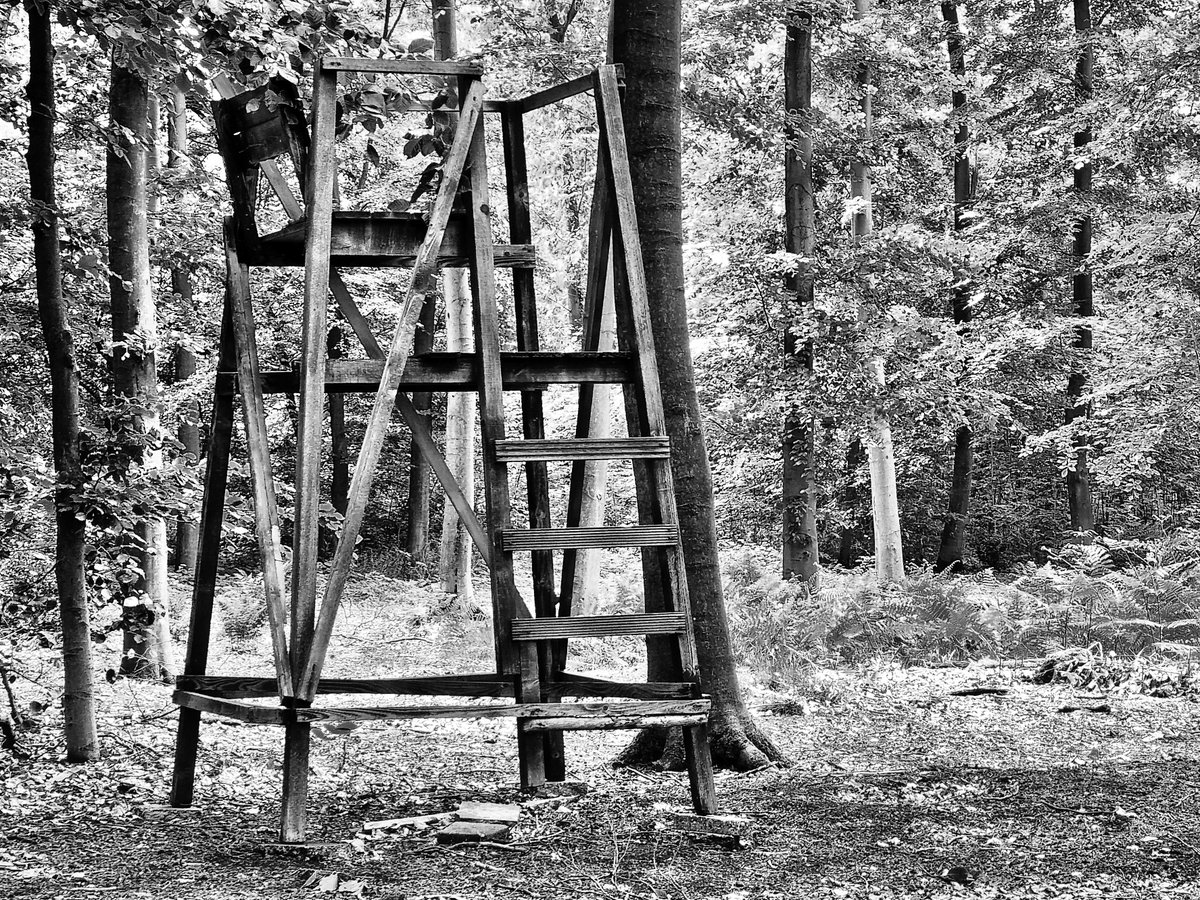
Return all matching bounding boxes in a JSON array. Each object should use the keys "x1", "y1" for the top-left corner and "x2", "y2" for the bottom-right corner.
[{"x1": 3, "y1": 573, "x2": 1199, "y2": 899}]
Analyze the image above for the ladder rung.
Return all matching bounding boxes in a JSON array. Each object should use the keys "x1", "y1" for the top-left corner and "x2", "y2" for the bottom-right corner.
[
  {"x1": 493, "y1": 437, "x2": 670, "y2": 462},
  {"x1": 500, "y1": 525, "x2": 677, "y2": 552},
  {"x1": 511, "y1": 612, "x2": 688, "y2": 641}
]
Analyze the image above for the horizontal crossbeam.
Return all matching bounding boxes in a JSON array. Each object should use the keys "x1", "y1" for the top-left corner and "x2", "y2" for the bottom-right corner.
[
  {"x1": 500, "y1": 525, "x2": 678, "y2": 551},
  {"x1": 511, "y1": 612, "x2": 688, "y2": 641},
  {"x1": 216, "y1": 352, "x2": 635, "y2": 395},
  {"x1": 493, "y1": 437, "x2": 670, "y2": 462},
  {"x1": 176, "y1": 673, "x2": 515, "y2": 699},
  {"x1": 321, "y1": 58, "x2": 484, "y2": 75}
]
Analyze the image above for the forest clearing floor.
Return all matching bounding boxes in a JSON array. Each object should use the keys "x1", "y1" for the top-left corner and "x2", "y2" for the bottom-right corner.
[{"x1": 3, "y1": 571, "x2": 1200, "y2": 900}]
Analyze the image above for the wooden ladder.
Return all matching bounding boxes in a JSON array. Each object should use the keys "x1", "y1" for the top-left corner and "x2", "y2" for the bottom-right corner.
[{"x1": 487, "y1": 66, "x2": 717, "y2": 813}]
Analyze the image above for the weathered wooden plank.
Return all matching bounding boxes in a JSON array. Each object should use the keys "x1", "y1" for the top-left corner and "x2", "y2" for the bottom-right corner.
[
  {"x1": 493, "y1": 437, "x2": 669, "y2": 462},
  {"x1": 545, "y1": 673, "x2": 694, "y2": 701},
  {"x1": 322, "y1": 57, "x2": 484, "y2": 75},
  {"x1": 177, "y1": 674, "x2": 515, "y2": 699},
  {"x1": 519, "y1": 65, "x2": 624, "y2": 113},
  {"x1": 216, "y1": 352, "x2": 635, "y2": 395},
  {"x1": 287, "y1": 699, "x2": 709, "y2": 724},
  {"x1": 225, "y1": 228, "x2": 295, "y2": 699},
  {"x1": 501, "y1": 525, "x2": 678, "y2": 552},
  {"x1": 524, "y1": 714, "x2": 706, "y2": 732},
  {"x1": 249, "y1": 237, "x2": 536, "y2": 269},
  {"x1": 436, "y1": 821, "x2": 511, "y2": 844},
  {"x1": 172, "y1": 691, "x2": 285, "y2": 725},
  {"x1": 511, "y1": 612, "x2": 688, "y2": 641},
  {"x1": 171, "y1": 299, "x2": 236, "y2": 808},
  {"x1": 299, "y1": 80, "x2": 488, "y2": 701}
]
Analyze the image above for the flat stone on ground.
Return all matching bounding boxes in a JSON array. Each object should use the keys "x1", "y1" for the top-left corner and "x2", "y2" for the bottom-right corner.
[
  {"x1": 456, "y1": 801, "x2": 522, "y2": 823},
  {"x1": 436, "y1": 821, "x2": 512, "y2": 844}
]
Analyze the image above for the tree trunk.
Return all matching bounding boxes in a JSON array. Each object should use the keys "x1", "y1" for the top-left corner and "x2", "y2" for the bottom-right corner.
[
  {"x1": 837, "y1": 437, "x2": 867, "y2": 567},
  {"x1": 405, "y1": 299, "x2": 435, "y2": 561},
  {"x1": 611, "y1": 0, "x2": 784, "y2": 769},
  {"x1": 1066, "y1": 0, "x2": 1096, "y2": 538},
  {"x1": 433, "y1": 0, "x2": 476, "y2": 598},
  {"x1": 108, "y1": 60, "x2": 174, "y2": 681},
  {"x1": 782, "y1": 9, "x2": 820, "y2": 584},
  {"x1": 851, "y1": 0, "x2": 904, "y2": 584},
  {"x1": 167, "y1": 82, "x2": 200, "y2": 571},
  {"x1": 572, "y1": 261, "x2": 617, "y2": 616},
  {"x1": 438, "y1": 270, "x2": 476, "y2": 600},
  {"x1": 935, "y1": 1, "x2": 974, "y2": 572},
  {"x1": 26, "y1": 0, "x2": 99, "y2": 762}
]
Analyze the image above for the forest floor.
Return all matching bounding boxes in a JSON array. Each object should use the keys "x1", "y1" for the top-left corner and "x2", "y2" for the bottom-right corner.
[{"x1": 2, "y1": 571, "x2": 1200, "y2": 900}]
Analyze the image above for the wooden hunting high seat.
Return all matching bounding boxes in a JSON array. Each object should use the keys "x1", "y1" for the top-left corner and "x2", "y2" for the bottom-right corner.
[
  {"x1": 211, "y1": 75, "x2": 534, "y2": 269},
  {"x1": 172, "y1": 60, "x2": 717, "y2": 845}
]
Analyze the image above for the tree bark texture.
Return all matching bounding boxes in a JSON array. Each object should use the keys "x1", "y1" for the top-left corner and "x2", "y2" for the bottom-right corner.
[
  {"x1": 782, "y1": 8, "x2": 820, "y2": 584},
  {"x1": 328, "y1": 328, "x2": 349, "y2": 515},
  {"x1": 611, "y1": 0, "x2": 783, "y2": 769},
  {"x1": 935, "y1": 1, "x2": 974, "y2": 572},
  {"x1": 438, "y1": 270, "x2": 476, "y2": 601},
  {"x1": 108, "y1": 60, "x2": 174, "y2": 681},
  {"x1": 852, "y1": 0, "x2": 904, "y2": 584},
  {"x1": 27, "y1": 0, "x2": 99, "y2": 761},
  {"x1": 167, "y1": 82, "x2": 200, "y2": 571},
  {"x1": 1066, "y1": 0, "x2": 1096, "y2": 538}
]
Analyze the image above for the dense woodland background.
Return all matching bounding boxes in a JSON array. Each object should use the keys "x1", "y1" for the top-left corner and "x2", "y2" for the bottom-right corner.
[{"x1": 1, "y1": 0, "x2": 1200, "y2": 755}]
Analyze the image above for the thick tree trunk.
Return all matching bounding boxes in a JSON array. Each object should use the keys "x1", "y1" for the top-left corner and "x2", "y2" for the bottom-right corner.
[
  {"x1": 782, "y1": 9, "x2": 820, "y2": 584},
  {"x1": 27, "y1": 0, "x2": 99, "y2": 762},
  {"x1": 1066, "y1": 0, "x2": 1096, "y2": 538},
  {"x1": 611, "y1": 0, "x2": 784, "y2": 769},
  {"x1": 167, "y1": 82, "x2": 200, "y2": 571},
  {"x1": 108, "y1": 60, "x2": 174, "y2": 681},
  {"x1": 935, "y1": 1, "x2": 974, "y2": 572},
  {"x1": 852, "y1": 0, "x2": 904, "y2": 584}
]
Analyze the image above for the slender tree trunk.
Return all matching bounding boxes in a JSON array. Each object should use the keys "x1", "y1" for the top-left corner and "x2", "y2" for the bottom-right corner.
[
  {"x1": 433, "y1": 0, "x2": 476, "y2": 598},
  {"x1": 612, "y1": 0, "x2": 784, "y2": 769},
  {"x1": 935, "y1": 2, "x2": 974, "y2": 572},
  {"x1": 108, "y1": 60, "x2": 174, "y2": 681},
  {"x1": 26, "y1": 0, "x2": 99, "y2": 762},
  {"x1": 438, "y1": 271, "x2": 476, "y2": 600},
  {"x1": 328, "y1": 327, "x2": 349, "y2": 515},
  {"x1": 167, "y1": 82, "x2": 200, "y2": 571},
  {"x1": 405, "y1": 300, "x2": 435, "y2": 561},
  {"x1": 782, "y1": 7, "x2": 820, "y2": 584},
  {"x1": 837, "y1": 437, "x2": 867, "y2": 567},
  {"x1": 851, "y1": 0, "x2": 904, "y2": 583},
  {"x1": 1066, "y1": 0, "x2": 1096, "y2": 538},
  {"x1": 572, "y1": 263, "x2": 617, "y2": 615}
]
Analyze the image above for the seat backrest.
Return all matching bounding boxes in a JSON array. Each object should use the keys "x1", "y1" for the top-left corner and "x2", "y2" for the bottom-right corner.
[{"x1": 211, "y1": 78, "x2": 310, "y2": 252}]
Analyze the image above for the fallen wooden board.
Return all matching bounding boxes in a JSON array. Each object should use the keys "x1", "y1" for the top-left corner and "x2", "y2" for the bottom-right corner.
[
  {"x1": 667, "y1": 811, "x2": 753, "y2": 836},
  {"x1": 457, "y1": 801, "x2": 522, "y2": 824},
  {"x1": 436, "y1": 821, "x2": 512, "y2": 844},
  {"x1": 362, "y1": 812, "x2": 454, "y2": 832}
]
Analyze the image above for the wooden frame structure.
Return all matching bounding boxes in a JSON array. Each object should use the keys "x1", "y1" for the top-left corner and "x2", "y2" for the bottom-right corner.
[{"x1": 170, "y1": 60, "x2": 716, "y2": 843}]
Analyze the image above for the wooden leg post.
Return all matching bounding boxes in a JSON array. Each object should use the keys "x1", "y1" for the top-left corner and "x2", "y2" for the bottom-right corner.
[
  {"x1": 171, "y1": 294, "x2": 236, "y2": 807},
  {"x1": 281, "y1": 711, "x2": 311, "y2": 843}
]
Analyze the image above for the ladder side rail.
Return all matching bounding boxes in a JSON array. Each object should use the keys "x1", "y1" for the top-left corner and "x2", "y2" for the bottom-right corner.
[{"x1": 593, "y1": 67, "x2": 702, "y2": 675}]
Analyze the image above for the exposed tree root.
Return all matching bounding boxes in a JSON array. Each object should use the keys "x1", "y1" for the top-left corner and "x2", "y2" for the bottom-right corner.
[{"x1": 614, "y1": 710, "x2": 789, "y2": 772}]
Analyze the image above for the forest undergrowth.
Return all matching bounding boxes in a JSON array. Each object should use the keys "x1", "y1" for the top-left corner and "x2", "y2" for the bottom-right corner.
[{"x1": 4, "y1": 552, "x2": 1200, "y2": 899}]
